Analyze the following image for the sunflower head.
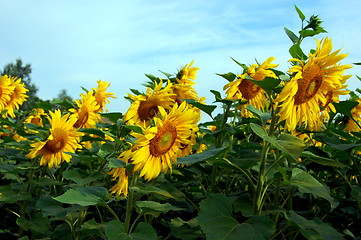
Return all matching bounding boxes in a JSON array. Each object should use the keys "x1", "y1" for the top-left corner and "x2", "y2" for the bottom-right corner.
[
  {"x1": 92, "y1": 80, "x2": 116, "y2": 113},
  {"x1": 24, "y1": 109, "x2": 47, "y2": 127},
  {"x1": 130, "y1": 102, "x2": 200, "y2": 181},
  {"x1": 123, "y1": 80, "x2": 175, "y2": 127},
  {"x1": 26, "y1": 110, "x2": 84, "y2": 168},
  {"x1": 176, "y1": 60, "x2": 199, "y2": 85},
  {"x1": 1, "y1": 76, "x2": 29, "y2": 118},
  {"x1": 70, "y1": 91, "x2": 101, "y2": 129},
  {"x1": 344, "y1": 98, "x2": 361, "y2": 132}
]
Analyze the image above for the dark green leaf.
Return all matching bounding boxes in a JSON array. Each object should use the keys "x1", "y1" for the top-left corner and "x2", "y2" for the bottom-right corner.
[
  {"x1": 246, "y1": 105, "x2": 271, "y2": 124},
  {"x1": 295, "y1": 5, "x2": 305, "y2": 21},
  {"x1": 290, "y1": 168, "x2": 335, "y2": 208},
  {"x1": 131, "y1": 185, "x2": 176, "y2": 199},
  {"x1": 135, "y1": 201, "x2": 184, "y2": 217},
  {"x1": 350, "y1": 185, "x2": 361, "y2": 201},
  {"x1": 246, "y1": 75, "x2": 281, "y2": 96},
  {"x1": 284, "y1": 27, "x2": 299, "y2": 44},
  {"x1": 100, "y1": 112, "x2": 123, "y2": 123},
  {"x1": 124, "y1": 125, "x2": 143, "y2": 134},
  {"x1": 130, "y1": 222, "x2": 158, "y2": 240},
  {"x1": 177, "y1": 147, "x2": 227, "y2": 165},
  {"x1": 183, "y1": 99, "x2": 217, "y2": 117},
  {"x1": 78, "y1": 128, "x2": 105, "y2": 138},
  {"x1": 230, "y1": 57, "x2": 247, "y2": 70},
  {"x1": 53, "y1": 186, "x2": 110, "y2": 206},
  {"x1": 299, "y1": 29, "x2": 319, "y2": 38},
  {"x1": 216, "y1": 72, "x2": 237, "y2": 82},
  {"x1": 107, "y1": 158, "x2": 126, "y2": 168},
  {"x1": 334, "y1": 100, "x2": 359, "y2": 118},
  {"x1": 301, "y1": 151, "x2": 348, "y2": 168},
  {"x1": 289, "y1": 44, "x2": 307, "y2": 60},
  {"x1": 105, "y1": 220, "x2": 127, "y2": 240},
  {"x1": 63, "y1": 169, "x2": 102, "y2": 185},
  {"x1": 287, "y1": 211, "x2": 344, "y2": 240}
]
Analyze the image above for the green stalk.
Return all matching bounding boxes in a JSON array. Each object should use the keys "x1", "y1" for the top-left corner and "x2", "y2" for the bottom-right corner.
[{"x1": 124, "y1": 173, "x2": 138, "y2": 234}]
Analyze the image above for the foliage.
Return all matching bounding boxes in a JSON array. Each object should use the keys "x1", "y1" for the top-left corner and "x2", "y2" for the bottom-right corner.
[{"x1": 1, "y1": 6, "x2": 361, "y2": 240}]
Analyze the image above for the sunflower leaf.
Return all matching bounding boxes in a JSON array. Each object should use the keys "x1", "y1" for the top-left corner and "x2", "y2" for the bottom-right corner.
[
  {"x1": 294, "y1": 5, "x2": 305, "y2": 21},
  {"x1": 333, "y1": 100, "x2": 359, "y2": 118},
  {"x1": 183, "y1": 99, "x2": 217, "y2": 117},
  {"x1": 289, "y1": 44, "x2": 307, "y2": 60},
  {"x1": 53, "y1": 186, "x2": 110, "y2": 207},
  {"x1": 284, "y1": 27, "x2": 299, "y2": 44},
  {"x1": 177, "y1": 147, "x2": 227, "y2": 165},
  {"x1": 246, "y1": 75, "x2": 281, "y2": 96},
  {"x1": 216, "y1": 72, "x2": 236, "y2": 82}
]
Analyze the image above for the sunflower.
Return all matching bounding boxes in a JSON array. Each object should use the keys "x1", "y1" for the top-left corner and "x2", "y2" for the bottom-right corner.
[
  {"x1": 108, "y1": 149, "x2": 134, "y2": 197},
  {"x1": 0, "y1": 75, "x2": 16, "y2": 111},
  {"x1": 131, "y1": 102, "x2": 200, "y2": 180},
  {"x1": 92, "y1": 80, "x2": 116, "y2": 113},
  {"x1": 344, "y1": 98, "x2": 361, "y2": 132},
  {"x1": 24, "y1": 108, "x2": 46, "y2": 127},
  {"x1": 176, "y1": 60, "x2": 199, "y2": 85},
  {"x1": 70, "y1": 91, "x2": 101, "y2": 129},
  {"x1": 275, "y1": 37, "x2": 352, "y2": 131},
  {"x1": 2, "y1": 76, "x2": 28, "y2": 118},
  {"x1": 123, "y1": 80, "x2": 175, "y2": 127},
  {"x1": 223, "y1": 57, "x2": 278, "y2": 118},
  {"x1": 26, "y1": 110, "x2": 84, "y2": 168}
]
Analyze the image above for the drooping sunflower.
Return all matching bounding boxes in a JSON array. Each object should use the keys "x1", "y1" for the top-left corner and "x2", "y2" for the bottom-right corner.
[
  {"x1": 131, "y1": 102, "x2": 200, "y2": 180},
  {"x1": 26, "y1": 110, "x2": 84, "y2": 168},
  {"x1": 2, "y1": 76, "x2": 28, "y2": 118},
  {"x1": 223, "y1": 57, "x2": 278, "y2": 118},
  {"x1": 0, "y1": 75, "x2": 16, "y2": 111},
  {"x1": 176, "y1": 60, "x2": 199, "y2": 85},
  {"x1": 275, "y1": 37, "x2": 352, "y2": 131},
  {"x1": 123, "y1": 80, "x2": 175, "y2": 127},
  {"x1": 92, "y1": 80, "x2": 116, "y2": 113},
  {"x1": 344, "y1": 98, "x2": 361, "y2": 132},
  {"x1": 108, "y1": 149, "x2": 134, "y2": 197},
  {"x1": 70, "y1": 91, "x2": 101, "y2": 129}
]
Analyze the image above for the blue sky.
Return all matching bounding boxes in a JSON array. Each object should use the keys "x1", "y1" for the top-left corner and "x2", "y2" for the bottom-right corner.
[{"x1": 1, "y1": 0, "x2": 361, "y2": 117}]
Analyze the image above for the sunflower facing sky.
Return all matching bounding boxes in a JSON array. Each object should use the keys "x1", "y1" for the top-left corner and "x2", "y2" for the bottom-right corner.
[
  {"x1": 70, "y1": 91, "x2": 101, "y2": 129},
  {"x1": 275, "y1": 37, "x2": 352, "y2": 131},
  {"x1": 123, "y1": 80, "x2": 175, "y2": 127},
  {"x1": 223, "y1": 57, "x2": 278, "y2": 118},
  {"x1": 26, "y1": 110, "x2": 84, "y2": 168},
  {"x1": 130, "y1": 102, "x2": 200, "y2": 181},
  {"x1": 176, "y1": 60, "x2": 199, "y2": 85},
  {"x1": 92, "y1": 80, "x2": 116, "y2": 113}
]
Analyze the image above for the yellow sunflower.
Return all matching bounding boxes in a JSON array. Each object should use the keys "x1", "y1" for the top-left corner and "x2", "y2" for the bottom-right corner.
[
  {"x1": 131, "y1": 102, "x2": 200, "y2": 180},
  {"x1": 176, "y1": 60, "x2": 199, "y2": 85},
  {"x1": 223, "y1": 57, "x2": 278, "y2": 118},
  {"x1": 123, "y1": 80, "x2": 175, "y2": 127},
  {"x1": 2, "y1": 76, "x2": 28, "y2": 118},
  {"x1": 276, "y1": 37, "x2": 352, "y2": 131},
  {"x1": 171, "y1": 83, "x2": 205, "y2": 105},
  {"x1": 108, "y1": 149, "x2": 134, "y2": 197},
  {"x1": 0, "y1": 75, "x2": 16, "y2": 111},
  {"x1": 70, "y1": 91, "x2": 101, "y2": 129},
  {"x1": 26, "y1": 110, "x2": 84, "y2": 168},
  {"x1": 92, "y1": 80, "x2": 116, "y2": 113},
  {"x1": 24, "y1": 108, "x2": 46, "y2": 127},
  {"x1": 344, "y1": 98, "x2": 361, "y2": 132}
]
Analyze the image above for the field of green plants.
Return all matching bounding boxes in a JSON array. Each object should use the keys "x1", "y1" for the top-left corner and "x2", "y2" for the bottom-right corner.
[{"x1": 1, "y1": 6, "x2": 360, "y2": 240}]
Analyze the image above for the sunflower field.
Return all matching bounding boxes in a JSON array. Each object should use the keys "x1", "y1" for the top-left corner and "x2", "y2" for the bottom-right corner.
[{"x1": 1, "y1": 6, "x2": 361, "y2": 240}]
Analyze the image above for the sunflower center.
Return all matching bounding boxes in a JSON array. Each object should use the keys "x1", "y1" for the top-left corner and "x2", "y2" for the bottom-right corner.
[
  {"x1": 30, "y1": 117, "x2": 41, "y2": 126},
  {"x1": 138, "y1": 100, "x2": 159, "y2": 121},
  {"x1": 74, "y1": 109, "x2": 89, "y2": 128},
  {"x1": 238, "y1": 79, "x2": 261, "y2": 100},
  {"x1": 43, "y1": 128, "x2": 68, "y2": 153},
  {"x1": 149, "y1": 122, "x2": 177, "y2": 157},
  {"x1": 294, "y1": 65, "x2": 323, "y2": 105}
]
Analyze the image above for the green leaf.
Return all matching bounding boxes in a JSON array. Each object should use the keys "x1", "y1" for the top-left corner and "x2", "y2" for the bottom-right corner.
[
  {"x1": 135, "y1": 201, "x2": 184, "y2": 217},
  {"x1": 246, "y1": 105, "x2": 271, "y2": 124},
  {"x1": 16, "y1": 213, "x2": 50, "y2": 233},
  {"x1": 78, "y1": 128, "x2": 105, "y2": 138},
  {"x1": 299, "y1": 29, "x2": 319, "y2": 38},
  {"x1": 105, "y1": 220, "x2": 127, "y2": 240},
  {"x1": 216, "y1": 72, "x2": 237, "y2": 82},
  {"x1": 246, "y1": 75, "x2": 281, "y2": 96},
  {"x1": 177, "y1": 147, "x2": 227, "y2": 165},
  {"x1": 107, "y1": 158, "x2": 127, "y2": 168},
  {"x1": 289, "y1": 44, "x2": 307, "y2": 60},
  {"x1": 333, "y1": 100, "x2": 359, "y2": 118},
  {"x1": 129, "y1": 222, "x2": 158, "y2": 240},
  {"x1": 350, "y1": 185, "x2": 361, "y2": 201},
  {"x1": 354, "y1": 62, "x2": 361, "y2": 65},
  {"x1": 301, "y1": 151, "x2": 348, "y2": 168},
  {"x1": 250, "y1": 123, "x2": 268, "y2": 139},
  {"x1": 63, "y1": 169, "x2": 102, "y2": 185},
  {"x1": 131, "y1": 185, "x2": 176, "y2": 199},
  {"x1": 284, "y1": 27, "x2": 299, "y2": 44},
  {"x1": 0, "y1": 185, "x2": 31, "y2": 203},
  {"x1": 287, "y1": 211, "x2": 344, "y2": 240},
  {"x1": 290, "y1": 168, "x2": 335, "y2": 208},
  {"x1": 295, "y1": 5, "x2": 305, "y2": 21},
  {"x1": 100, "y1": 112, "x2": 123, "y2": 123},
  {"x1": 198, "y1": 194, "x2": 274, "y2": 240},
  {"x1": 273, "y1": 133, "x2": 306, "y2": 160},
  {"x1": 36, "y1": 195, "x2": 67, "y2": 218},
  {"x1": 53, "y1": 186, "x2": 110, "y2": 206},
  {"x1": 210, "y1": 90, "x2": 234, "y2": 106},
  {"x1": 183, "y1": 99, "x2": 217, "y2": 117},
  {"x1": 124, "y1": 125, "x2": 143, "y2": 134},
  {"x1": 230, "y1": 57, "x2": 247, "y2": 70}
]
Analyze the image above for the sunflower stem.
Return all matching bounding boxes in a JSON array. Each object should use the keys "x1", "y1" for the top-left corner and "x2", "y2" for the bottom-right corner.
[{"x1": 124, "y1": 172, "x2": 138, "y2": 234}]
